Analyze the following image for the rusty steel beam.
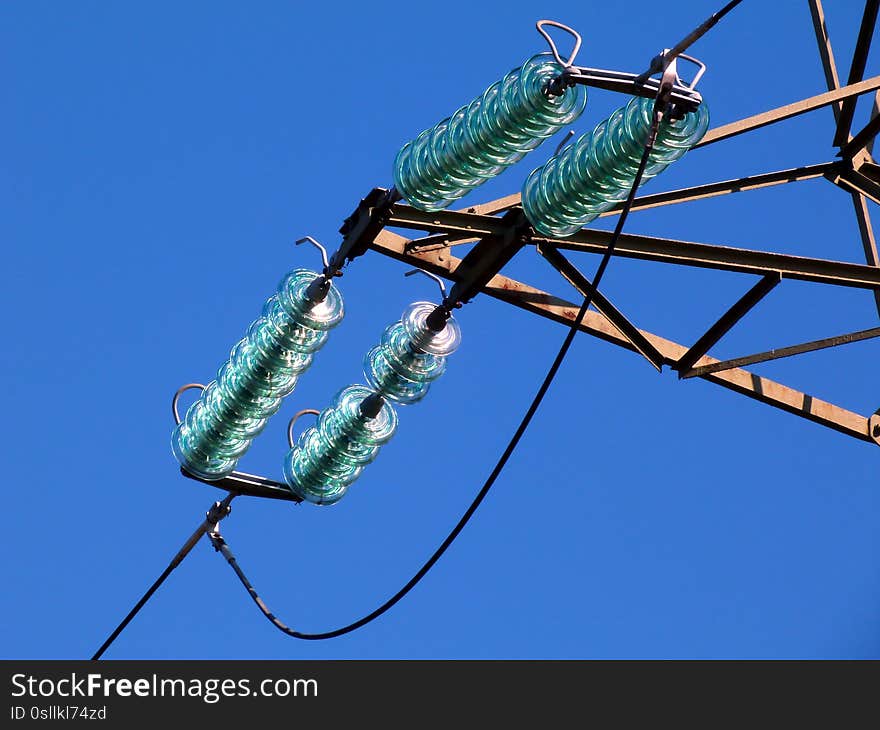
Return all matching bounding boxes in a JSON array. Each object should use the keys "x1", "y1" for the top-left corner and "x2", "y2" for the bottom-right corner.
[
  {"x1": 833, "y1": 0, "x2": 880, "y2": 147},
  {"x1": 694, "y1": 74, "x2": 880, "y2": 149},
  {"x1": 389, "y1": 204, "x2": 880, "y2": 289},
  {"x1": 551, "y1": 227, "x2": 880, "y2": 289},
  {"x1": 536, "y1": 243, "x2": 665, "y2": 371},
  {"x1": 460, "y1": 193, "x2": 522, "y2": 216},
  {"x1": 369, "y1": 229, "x2": 879, "y2": 446},
  {"x1": 683, "y1": 325, "x2": 880, "y2": 378},
  {"x1": 374, "y1": 230, "x2": 669, "y2": 355},
  {"x1": 676, "y1": 273, "x2": 781, "y2": 376},
  {"x1": 443, "y1": 208, "x2": 529, "y2": 306}
]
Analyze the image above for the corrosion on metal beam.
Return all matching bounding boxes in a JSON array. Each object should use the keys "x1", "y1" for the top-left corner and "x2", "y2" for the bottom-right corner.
[
  {"x1": 443, "y1": 208, "x2": 529, "y2": 306},
  {"x1": 460, "y1": 193, "x2": 522, "y2": 216},
  {"x1": 537, "y1": 243, "x2": 665, "y2": 371},
  {"x1": 369, "y1": 229, "x2": 877, "y2": 445},
  {"x1": 683, "y1": 325, "x2": 880, "y2": 378},
  {"x1": 694, "y1": 74, "x2": 880, "y2": 149},
  {"x1": 676, "y1": 273, "x2": 781, "y2": 376},
  {"x1": 833, "y1": 0, "x2": 880, "y2": 147}
]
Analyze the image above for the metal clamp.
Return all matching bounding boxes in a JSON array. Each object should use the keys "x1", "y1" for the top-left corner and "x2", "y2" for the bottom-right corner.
[{"x1": 207, "y1": 497, "x2": 233, "y2": 533}]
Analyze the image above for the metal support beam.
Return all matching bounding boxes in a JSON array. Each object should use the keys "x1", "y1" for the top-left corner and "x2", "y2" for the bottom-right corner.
[
  {"x1": 839, "y1": 113, "x2": 880, "y2": 160},
  {"x1": 676, "y1": 273, "x2": 781, "y2": 376},
  {"x1": 851, "y1": 192, "x2": 880, "y2": 318},
  {"x1": 870, "y1": 90, "x2": 880, "y2": 156},
  {"x1": 389, "y1": 204, "x2": 880, "y2": 291},
  {"x1": 833, "y1": 167, "x2": 880, "y2": 206},
  {"x1": 695, "y1": 75, "x2": 880, "y2": 148},
  {"x1": 550, "y1": 229, "x2": 880, "y2": 290},
  {"x1": 369, "y1": 229, "x2": 878, "y2": 445},
  {"x1": 833, "y1": 0, "x2": 880, "y2": 147},
  {"x1": 598, "y1": 163, "x2": 838, "y2": 216},
  {"x1": 808, "y1": 0, "x2": 845, "y2": 122},
  {"x1": 537, "y1": 243, "x2": 665, "y2": 371},
  {"x1": 683, "y1": 325, "x2": 880, "y2": 378}
]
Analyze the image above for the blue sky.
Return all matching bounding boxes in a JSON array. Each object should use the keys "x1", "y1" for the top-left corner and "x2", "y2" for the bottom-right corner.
[{"x1": 2, "y1": 0, "x2": 878, "y2": 659}]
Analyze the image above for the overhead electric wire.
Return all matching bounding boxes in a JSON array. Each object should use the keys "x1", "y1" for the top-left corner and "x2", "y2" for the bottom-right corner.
[
  {"x1": 636, "y1": 0, "x2": 744, "y2": 82},
  {"x1": 212, "y1": 95, "x2": 671, "y2": 642},
  {"x1": 667, "y1": 0, "x2": 744, "y2": 60},
  {"x1": 91, "y1": 494, "x2": 234, "y2": 660}
]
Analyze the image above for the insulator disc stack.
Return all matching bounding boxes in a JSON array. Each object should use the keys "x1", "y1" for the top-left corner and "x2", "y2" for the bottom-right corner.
[
  {"x1": 284, "y1": 301, "x2": 461, "y2": 505},
  {"x1": 172, "y1": 269, "x2": 344, "y2": 481},
  {"x1": 522, "y1": 96, "x2": 710, "y2": 238},
  {"x1": 282, "y1": 385, "x2": 398, "y2": 505},
  {"x1": 393, "y1": 53, "x2": 587, "y2": 212}
]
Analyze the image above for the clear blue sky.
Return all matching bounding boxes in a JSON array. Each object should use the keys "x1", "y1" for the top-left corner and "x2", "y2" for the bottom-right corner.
[{"x1": 2, "y1": 0, "x2": 878, "y2": 659}]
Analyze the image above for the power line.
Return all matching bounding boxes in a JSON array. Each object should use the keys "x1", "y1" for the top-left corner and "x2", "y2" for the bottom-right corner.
[{"x1": 91, "y1": 495, "x2": 233, "y2": 660}]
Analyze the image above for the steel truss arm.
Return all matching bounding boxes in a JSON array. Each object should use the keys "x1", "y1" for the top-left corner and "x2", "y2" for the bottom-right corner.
[
  {"x1": 389, "y1": 204, "x2": 880, "y2": 290},
  {"x1": 366, "y1": 6, "x2": 880, "y2": 450},
  {"x1": 370, "y1": 230, "x2": 879, "y2": 446}
]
